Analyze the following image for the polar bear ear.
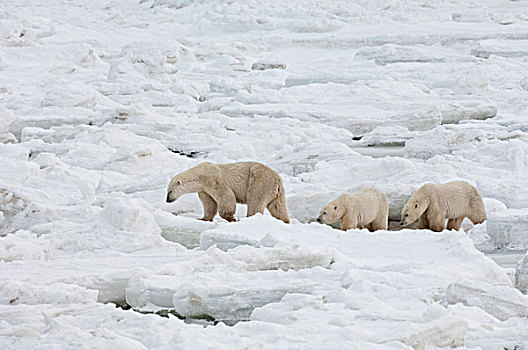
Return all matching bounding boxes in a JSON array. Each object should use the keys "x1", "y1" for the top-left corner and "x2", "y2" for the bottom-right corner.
[
  {"x1": 177, "y1": 180, "x2": 183, "y2": 186},
  {"x1": 414, "y1": 203, "x2": 418, "y2": 208}
]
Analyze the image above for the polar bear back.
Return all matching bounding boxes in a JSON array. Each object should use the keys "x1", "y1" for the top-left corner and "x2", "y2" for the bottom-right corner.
[
  {"x1": 343, "y1": 188, "x2": 387, "y2": 225},
  {"x1": 418, "y1": 181, "x2": 482, "y2": 219}
]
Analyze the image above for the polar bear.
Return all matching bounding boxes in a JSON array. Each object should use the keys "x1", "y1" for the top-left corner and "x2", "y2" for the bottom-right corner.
[
  {"x1": 317, "y1": 188, "x2": 388, "y2": 231},
  {"x1": 166, "y1": 162, "x2": 289, "y2": 223},
  {"x1": 400, "y1": 180, "x2": 486, "y2": 232}
]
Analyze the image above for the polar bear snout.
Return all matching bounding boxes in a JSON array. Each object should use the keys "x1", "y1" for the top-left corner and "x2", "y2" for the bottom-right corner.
[
  {"x1": 400, "y1": 216, "x2": 413, "y2": 226},
  {"x1": 317, "y1": 212, "x2": 331, "y2": 223},
  {"x1": 166, "y1": 189, "x2": 180, "y2": 203},
  {"x1": 166, "y1": 192, "x2": 175, "y2": 203}
]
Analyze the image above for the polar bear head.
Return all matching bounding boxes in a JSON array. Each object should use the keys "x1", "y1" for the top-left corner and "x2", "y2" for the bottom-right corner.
[
  {"x1": 166, "y1": 174, "x2": 201, "y2": 203},
  {"x1": 400, "y1": 201, "x2": 426, "y2": 226},
  {"x1": 166, "y1": 163, "x2": 218, "y2": 203},
  {"x1": 317, "y1": 202, "x2": 344, "y2": 224}
]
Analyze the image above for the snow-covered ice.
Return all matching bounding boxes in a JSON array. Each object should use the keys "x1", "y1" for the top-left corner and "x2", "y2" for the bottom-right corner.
[
  {"x1": 515, "y1": 254, "x2": 528, "y2": 295},
  {"x1": 487, "y1": 209, "x2": 528, "y2": 250},
  {"x1": 2, "y1": 0, "x2": 528, "y2": 348},
  {"x1": 443, "y1": 279, "x2": 528, "y2": 321}
]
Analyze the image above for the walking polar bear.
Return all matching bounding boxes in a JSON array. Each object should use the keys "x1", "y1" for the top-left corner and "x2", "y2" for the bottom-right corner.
[
  {"x1": 317, "y1": 188, "x2": 388, "y2": 231},
  {"x1": 166, "y1": 162, "x2": 289, "y2": 223},
  {"x1": 400, "y1": 180, "x2": 486, "y2": 232}
]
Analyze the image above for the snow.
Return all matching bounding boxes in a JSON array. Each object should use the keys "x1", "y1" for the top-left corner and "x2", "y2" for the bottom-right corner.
[
  {"x1": 487, "y1": 209, "x2": 528, "y2": 249},
  {"x1": 515, "y1": 254, "x2": 528, "y2": 294},
  {"x1": 2, "y1": 0, "x2": 528, "y2": 348},
  {"x1": 443, "y1": 279, "x2": 528, "y2": 321},
  {"x1": 370, "y1": 312, "x2": 468, "y2": 349}
]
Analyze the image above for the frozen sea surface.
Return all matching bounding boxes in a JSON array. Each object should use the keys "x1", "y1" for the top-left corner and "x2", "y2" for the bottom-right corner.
[{"x1": 1, "y1": 0, "x2": 528, "y2": 348}]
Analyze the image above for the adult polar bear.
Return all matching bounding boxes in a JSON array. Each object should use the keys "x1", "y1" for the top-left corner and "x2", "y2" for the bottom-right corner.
[
  {"x1": 400, "y1": 180, "x2": 486, "y2": 232},
  {"x1": 166, "y1": 162, "x2": 289, "y2": 223}
]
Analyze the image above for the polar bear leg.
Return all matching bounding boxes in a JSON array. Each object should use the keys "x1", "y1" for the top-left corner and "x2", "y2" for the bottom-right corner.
[
  {"x1": 369, "y1": 219, "x2": 383, "y2": 231},
  {"x1": 340, "y1": 213, "x2": 358, "y2": 231},
  {"x1": 247, "y1": 167, "x2": 277, "y2": 217},
  {"x1": 418, "y1": 214, "x2": 429, "y2": 229},
  {"x1": 447, "y1": 217, "x2": 464, "y2": 231},
  {"x1": 469, "y1": 202, "x2": 487, "y2": 225},
  {"x1": 247, "y1": 189, "x2": 275, "y2": 216},
  {"x1": 210, "y1": 187, "x2": 237, "y2": 222},
  {"x1": 198, "y1": 192, "x2": 218, "y2": 221},
  {"x1": 429, "y1": 224, "x2": 445, "y2": 232},
  {"x1": 428, "y1": 214, "x2": 445, "y2": 232},
  {"x1": 247, "y1": 197, "x2": 270, "y2": 216},
  {"x1": 267, "y1": 195, "x2": 290, "y2": 223},
  {"x1": 370, "y1": 208, "x2": 388, "y2": 231}
]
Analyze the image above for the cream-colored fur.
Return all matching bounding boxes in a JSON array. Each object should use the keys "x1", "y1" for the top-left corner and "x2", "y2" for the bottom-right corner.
[
  {"x1": 317, "y1": 188, "x2": 388, "y2": 231},
  {"x1": 166, "y1": 162, "x2": 289, "y2": 223},
  {"x1": 400, "y1": 180, "x2": 487, "y2": 232}
]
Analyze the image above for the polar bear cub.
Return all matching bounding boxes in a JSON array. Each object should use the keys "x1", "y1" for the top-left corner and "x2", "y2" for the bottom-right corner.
[
  {"x1": 166, "y1": 161, "x2": 289, "y2": 223},
  {"x1": 400, "y1": 180, "x2": 486, "y2": 232},
  {"x1": 317, "y1": 188, "x2": 388, "y2": 231}
]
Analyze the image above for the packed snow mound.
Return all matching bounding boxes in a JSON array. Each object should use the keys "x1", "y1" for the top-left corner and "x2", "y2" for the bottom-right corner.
[
  {"x1": 0, "y1": 281, "x2": 97, "y2": 305},
  {"x1": 0, "y1": 230, "x2": 51, "y2": 262},
  {"x1": 371, "y1": 314, "x2": 468, "y2": 349},
  {"x1": 515, "y1": 255, "x2": 528, "y2": 295},
  {"x1": 443, "y1": 279, "x2": 528, "y2": 321},
  {"x1": 155, "y1": 211, "x2": 217, "y2": 248},
  {"x1": 487, "y1": 209, "x2": 528, "y2": 249},
  {"x1": 122, "y1": 215, "x2": 513, "y2": 330},
  {"x1": 170, "y1": 269, "x2": 318, "y2": 323},
  {"x1": 0, "y1": 108, "x2": 17, "y2": 143}
]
